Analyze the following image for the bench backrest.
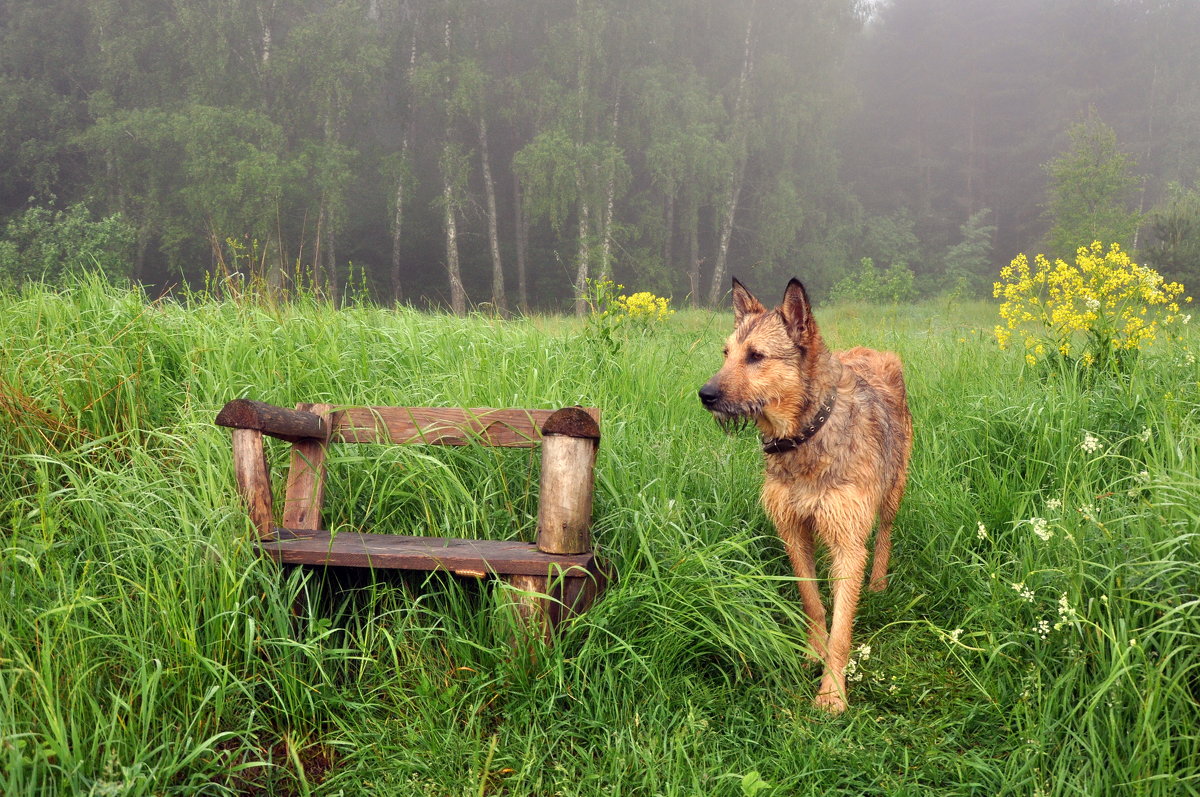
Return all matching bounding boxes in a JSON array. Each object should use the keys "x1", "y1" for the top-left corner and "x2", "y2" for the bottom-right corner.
[{"x1": 216, "y1": 399, "x2": 600, "y2": 553}]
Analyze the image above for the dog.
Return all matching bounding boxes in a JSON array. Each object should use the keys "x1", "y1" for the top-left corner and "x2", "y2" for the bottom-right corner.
[{"x1": 699, "y1": 277, "x2": 912, "y2": 714}]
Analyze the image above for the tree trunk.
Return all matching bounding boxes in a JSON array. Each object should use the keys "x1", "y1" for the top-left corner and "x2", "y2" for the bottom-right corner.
[
  {"x1": 708, "y1": 153, "x2": 746, "y2": 304},
  {"x1": 134, "y1": 225, "x2": 150, "y2": 285},
  {"x1": 686, "y1": 198, "x2": 701, "y2": 309},
  {"x1": 479, "y1": 116, "x2": 507, "y2": 315},
  {"x1": 514, "y1": 173, "x2": 529, "y2": 312},
  {"x1": 257, "y1": 0, "x2": 276, "y2": 69},
  {"x1": 662, "y1": 190, "x2": 675, "y2": 281},
  {"x1": 574, "y1": 196, "x2": 591, "y2": 317},
  {"x1": 598, "y1": 90, "x2": 620, "y2": 281},
  {"x1": 313, "y1": 200, "x2": 325, "y2": 294},
  {"x1": 390, "y1": 154, "x2": 406, "y2": 304},
  {"x1": 390, "y1": 26, "x2": 418, "y2": 305},
  {"x1": 443, "y1": 161, "x2": 466, "y2": 315},
  {"x1": 706, "y1": 6, "x2": 755, "y2": 305},
  {"x1": 326, "y1": 228, "x2": 338, "y2": 306}
]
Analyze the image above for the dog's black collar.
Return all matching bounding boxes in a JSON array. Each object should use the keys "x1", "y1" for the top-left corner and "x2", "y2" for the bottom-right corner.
[{"x1": 762, "y1": 388, "x2": 837, "y2": 455}]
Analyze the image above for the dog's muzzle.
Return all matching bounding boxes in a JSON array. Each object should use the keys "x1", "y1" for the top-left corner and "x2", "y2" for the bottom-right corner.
[{"x1": 699, "y1": 380, "x2": 759, "y2": 433}]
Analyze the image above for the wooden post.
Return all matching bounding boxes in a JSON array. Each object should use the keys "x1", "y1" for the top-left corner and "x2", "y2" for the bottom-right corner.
[
  {"x1": 507, "y1": 407, "x2": 601, "y2": 641},
  {"x1": 536, "y1": 407, "x2": 600, "y2": 555},
  {"x1": 230, "y1": 428, "x2": 274, "y2": 540},
  {"x1": 505, "y1": 573, "x2": 550, "y2": 646},
  {"x1": 282, "y1": 403, "x2": 334, "y2": 531}
]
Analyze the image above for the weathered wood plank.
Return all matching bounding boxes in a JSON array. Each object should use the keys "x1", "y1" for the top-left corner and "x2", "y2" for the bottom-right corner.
[
  {"x1": 216, "y1": 399, "x2": 327, "y2": 442},
  {"x1": 328, "y1": 406, "x2": 600, "y2": 447},
  {"x1": 259, "y1": 528, "x2": 599, "y2": 577},
  {"x1": 230, "y1": 428, "x2": 273, "y2": 539},
  {"x1": 281, "y1": 403, "x2": 333, "y2": 530}
]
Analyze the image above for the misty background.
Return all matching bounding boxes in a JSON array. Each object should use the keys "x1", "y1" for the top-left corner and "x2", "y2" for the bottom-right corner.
[{"x1": 1, "y1": 0, "x2": 1198, "y2": 312}]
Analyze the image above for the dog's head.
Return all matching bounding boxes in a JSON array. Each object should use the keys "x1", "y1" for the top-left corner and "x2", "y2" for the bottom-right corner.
[{"x1": 699, "y1": 277, "x2": 826, "y2": 436}]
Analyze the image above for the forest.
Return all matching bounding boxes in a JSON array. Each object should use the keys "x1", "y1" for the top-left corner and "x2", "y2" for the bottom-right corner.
[{"x1": 2, "y1": 0, "x2": 1199, "y2": 311}]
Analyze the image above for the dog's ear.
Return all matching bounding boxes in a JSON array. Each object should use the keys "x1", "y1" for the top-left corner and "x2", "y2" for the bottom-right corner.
[
  {"x1": 779, "y1": 278, "x2": 816, "y2": 345},
  {"x1": 731, "y1": 277, "x2": 765, "y2": 324}
]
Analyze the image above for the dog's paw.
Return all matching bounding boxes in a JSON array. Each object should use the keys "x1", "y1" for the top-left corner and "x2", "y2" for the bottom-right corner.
[{"x1": 813, "y1": 691, "x2": 847, "y2": 715}]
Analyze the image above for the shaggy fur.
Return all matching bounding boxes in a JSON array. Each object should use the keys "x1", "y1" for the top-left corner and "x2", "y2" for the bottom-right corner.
[{"x1": 699, "y1": 277, "x2": 912, "y2": 714}]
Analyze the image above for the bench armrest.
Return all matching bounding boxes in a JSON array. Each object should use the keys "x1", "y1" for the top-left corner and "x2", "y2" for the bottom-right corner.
[{"x1": 216, "y1": 399, "x2": 327, "y2": 442}]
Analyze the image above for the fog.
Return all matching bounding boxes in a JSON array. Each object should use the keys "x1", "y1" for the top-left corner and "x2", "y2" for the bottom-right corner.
[{"x1": 1, "y1": 0, "x2": 1198, "y2": 309}]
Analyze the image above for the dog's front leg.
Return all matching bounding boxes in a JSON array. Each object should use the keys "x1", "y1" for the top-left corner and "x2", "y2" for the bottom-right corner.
[
  {"x1": 778, "y1": 516, "x2": 827, "y2": 661},
  {"x1": 813, "y1": 519, "x2": 870, "y2": 714}
]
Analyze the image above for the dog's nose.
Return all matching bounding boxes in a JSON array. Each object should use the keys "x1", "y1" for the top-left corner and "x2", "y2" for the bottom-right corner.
[{"x1": 698, "y1": 383, "x2": 721, "y2": 407}]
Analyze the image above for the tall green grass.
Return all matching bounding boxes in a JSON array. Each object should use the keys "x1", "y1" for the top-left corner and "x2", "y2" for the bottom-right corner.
[{"x1": 1, "y1": 277, "x2": 1197, "y2": 795}]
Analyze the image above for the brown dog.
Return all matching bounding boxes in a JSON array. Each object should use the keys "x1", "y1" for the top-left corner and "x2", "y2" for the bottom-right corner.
[{"x1": 699, "y1": 277, "x2": 912, "y2": 713}]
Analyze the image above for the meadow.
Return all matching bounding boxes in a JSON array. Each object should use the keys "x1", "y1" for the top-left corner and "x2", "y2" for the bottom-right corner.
[{"x1": 1, "y1": 277, "x2": 1198, "y2": 795}]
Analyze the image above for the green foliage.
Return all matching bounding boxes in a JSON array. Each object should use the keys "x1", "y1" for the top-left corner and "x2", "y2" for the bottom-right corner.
[
  {"x1": 942, "y1": 209, "x2": 997, "y2": 298},
  {"x1": 829, "y1": 256, "x2": 918, "y2": 304},
  {"x1": 580, "y1": 277, "x2": 673, "y2": 361},
  {"x1": 861, "y1": 210, "x2": 920, "y2": 275},
  {"x1": 0, "y1": 204, "x2": 135, "y2": 287},
  {"x1": 1, "y1": 281, "x2": 1199, "y2": 793},
  {"x1": 1044, "y1": 114, "x2": 1142, "y2": 258},
  {"x1": 1144, "y1": 183, "x2": 1200, "y2": 288}
]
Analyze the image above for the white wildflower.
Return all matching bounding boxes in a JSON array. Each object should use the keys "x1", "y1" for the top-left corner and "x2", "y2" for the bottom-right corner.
[
  {"x1": 1030, "y1": 516, "x2": 1052, "y2": 542},
  {"x1": 1080, "y1": 432, "x2": 1102, "y2": 454},
  {"x1": 1035, "y1": 618, "x2": 1051, "y2": 640},
  {"x1": 1054, "y1": 593, "x2": 1075, "y2": 631},
  {"x1": 1138, "y1": 427, "x2": 1152, "y2": 443},
  {"x1": 1011, "y1": 582, "x2": 1035, "y2": 602},
  {"x1": 977, "y1": 522, "x2": 988, "y2": 540},
  {"x1": 1045, "y1": 498, "x2": 1062, "y2": 511}
]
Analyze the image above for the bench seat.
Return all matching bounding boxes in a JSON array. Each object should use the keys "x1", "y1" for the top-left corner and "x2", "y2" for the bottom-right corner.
[{"x1": 260, "y1": 527, "x2": 598, "y2": 577}]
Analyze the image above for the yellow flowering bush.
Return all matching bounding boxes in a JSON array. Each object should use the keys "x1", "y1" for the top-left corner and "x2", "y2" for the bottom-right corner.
[
  {"x1": 583, "y1": 278, "x2": 674, "y2": 356},
  {"x1": 615, "y1": 290, "x2": 674, "y2": 322},
  {"x1": 993, "y1": 241, "x2": 1191, "y2": 372},
  {"x1": 586, "y1": 278, "x2": 674, "y2": 325}
]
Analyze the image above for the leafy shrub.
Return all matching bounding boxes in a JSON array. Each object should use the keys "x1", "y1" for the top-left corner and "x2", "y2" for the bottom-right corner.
[
  {"x1": 1144, "y1": 183, "x2": 1200, "y2": 289},
  {"x1": 582, "y1": 277, "x2": 674, "y2": 361},
  {"x1": 992, "y1": 241, "x2": 1191, "y2": 372},
  {"x1": 0, "y1": 204, "x2": 135, "y2": 287},
  {"x1": 828, "y1": 257, "x2": 917, "y2": 304},
  {"x1": 942, "y1": 209, "x2": 997, "y2": 297}
]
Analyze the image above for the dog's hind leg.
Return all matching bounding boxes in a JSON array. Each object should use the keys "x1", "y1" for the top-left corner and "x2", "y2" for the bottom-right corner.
[{"x1": 868, "y1": 479, "x2": 902, "y2": 592}]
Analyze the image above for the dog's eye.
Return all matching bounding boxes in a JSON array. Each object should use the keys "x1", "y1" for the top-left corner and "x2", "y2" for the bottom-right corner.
[
  {"x1": 746, "y1": 349, "x2": 764, "y2": 363},
  {"x1": 722, "y1": 346, "x2": 729, "y2": 357}
]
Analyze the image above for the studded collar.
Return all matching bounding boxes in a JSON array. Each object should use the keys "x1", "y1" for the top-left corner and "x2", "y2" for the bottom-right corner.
[{"x1": 761, "y1": 388, "x2": 837, "y2": 455}]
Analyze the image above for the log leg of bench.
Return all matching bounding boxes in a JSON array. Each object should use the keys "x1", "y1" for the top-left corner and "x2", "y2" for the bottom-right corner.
[{"x1": 505, "y1": 574, "x2": 550, "y2": 645}]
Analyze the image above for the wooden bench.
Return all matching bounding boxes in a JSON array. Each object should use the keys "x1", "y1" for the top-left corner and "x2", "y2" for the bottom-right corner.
[{"x1": 215, "y1": 399, "x2": 604, "y2": 630}]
